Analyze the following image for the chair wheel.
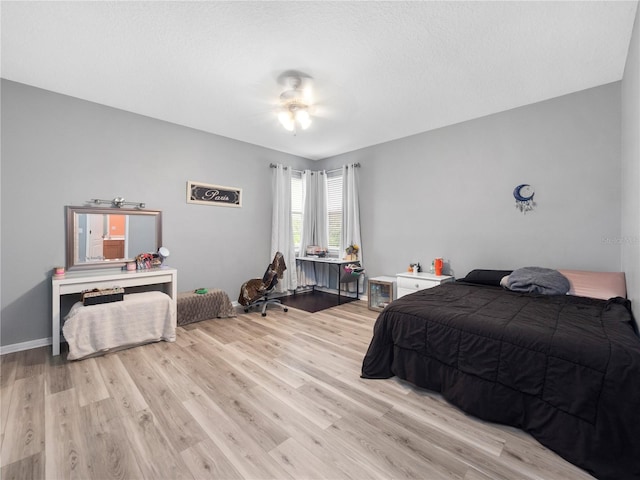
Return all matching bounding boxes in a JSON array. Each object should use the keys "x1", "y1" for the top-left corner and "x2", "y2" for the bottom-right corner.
[
  {"x1": 262, "y1": 312, "x2": 267, "y2": 317},
  {"x1": 244, "y1": 308, "x2": 249, "y2": 313},
  {"x1": 284, "y1": 308, "x2": 288, "y2": 312}
]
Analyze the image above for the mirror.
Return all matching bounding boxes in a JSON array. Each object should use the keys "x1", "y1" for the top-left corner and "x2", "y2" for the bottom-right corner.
[{"x1": 65, "y1": 206, "x2": 162, "y2": 270}]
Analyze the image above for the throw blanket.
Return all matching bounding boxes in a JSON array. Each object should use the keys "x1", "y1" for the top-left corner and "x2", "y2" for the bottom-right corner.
[
  {"x1": 506, "y1": 266, "x2": 570, "y2": 295},
  {"x1": 63, "y1": 291, "x2": 176, "y2": 360},
  {"x1": 177, "y1": 289, "x2": 236, "y2": 326}
]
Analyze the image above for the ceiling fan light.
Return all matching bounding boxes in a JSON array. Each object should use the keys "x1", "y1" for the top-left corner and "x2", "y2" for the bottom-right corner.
[
  {"x1": 302, "y1": 87, "x2": 313, "y2": 104},
  {"x1": 278, "y1": 111, "x2": 295, "y2": 131},
  {"x1": 277, "y1": 72, "x2": 314, "y2": 133},
  {"x1": 296, "y1": 109, "x2": 311, "y2": 129}
]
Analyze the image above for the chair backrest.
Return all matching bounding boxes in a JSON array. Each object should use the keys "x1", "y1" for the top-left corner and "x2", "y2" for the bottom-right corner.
[
  {"x1": 270, "y1": 252, "x2": 287, "y2": 279},
  {"x1": 262, "y1": 268, "x2": 279, "y2": 291},
  {"x1": 261, "y1": 252, "x2": 287, "y2": 292}
]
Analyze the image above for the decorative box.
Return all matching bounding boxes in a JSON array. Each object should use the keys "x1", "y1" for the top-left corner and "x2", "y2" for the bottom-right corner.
[
  {"x1": 306, "y1": 245, "x2": 328, "y2": 257},
  {"x1": 81, "y1": 287, "x2": 125, "y2": 306}
]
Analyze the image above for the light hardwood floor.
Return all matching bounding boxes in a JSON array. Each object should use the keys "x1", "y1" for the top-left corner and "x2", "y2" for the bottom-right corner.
[{"x1": 1, "y1": 301, "x2": 595, "y2": 479}]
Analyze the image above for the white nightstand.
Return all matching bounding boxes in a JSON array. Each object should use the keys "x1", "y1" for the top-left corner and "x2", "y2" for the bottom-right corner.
[{"x1": 396, "y1": 272, "x2": 454, "y2": 298}]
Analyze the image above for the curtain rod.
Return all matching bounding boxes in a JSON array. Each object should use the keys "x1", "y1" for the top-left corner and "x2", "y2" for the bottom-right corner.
[{"x1": 269, "y1": 163, "x2": 360, "y2": 174}]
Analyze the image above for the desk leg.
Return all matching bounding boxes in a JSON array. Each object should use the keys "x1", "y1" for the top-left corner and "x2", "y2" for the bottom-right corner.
[
  {"x1": 337, "y1": 264, "x2": 341, "y2": 305},
  {"x1": 52, "y1": 285, "x2": 60, "y2": 356}
]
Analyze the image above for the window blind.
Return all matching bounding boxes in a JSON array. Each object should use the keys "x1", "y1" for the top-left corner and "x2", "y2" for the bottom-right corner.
[
  {"x1": 291, "y1": 172, "x2": 303, "y2": 251},
  {"x1": 327, "y1": 171, "x2": 343, "y2": 252}
]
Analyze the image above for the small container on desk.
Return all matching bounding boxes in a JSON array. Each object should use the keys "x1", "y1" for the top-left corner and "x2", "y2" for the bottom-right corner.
[{"x1": 368, "y1": 276, "x2": 397, "y2": 311}]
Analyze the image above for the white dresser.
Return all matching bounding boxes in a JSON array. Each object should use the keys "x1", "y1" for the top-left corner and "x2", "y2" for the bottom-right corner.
[{"x1": 396, "y1": 272, "x2": 454, "y2": 298}]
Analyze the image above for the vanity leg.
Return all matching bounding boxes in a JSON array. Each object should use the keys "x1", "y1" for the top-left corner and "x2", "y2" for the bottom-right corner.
[{"x1": 52, "y1": 284, "x2": 60, "y2": 356}]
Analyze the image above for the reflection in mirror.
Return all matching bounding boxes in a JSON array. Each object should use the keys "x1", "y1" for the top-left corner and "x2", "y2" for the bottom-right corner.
[{"x1": 66, "y1": 206, "x2": 162, "y2": 270}]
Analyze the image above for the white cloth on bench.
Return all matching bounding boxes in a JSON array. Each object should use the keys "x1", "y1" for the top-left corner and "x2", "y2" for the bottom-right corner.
[{"x1": 63, "y1": 291, "x2": 176, "y2": 360}]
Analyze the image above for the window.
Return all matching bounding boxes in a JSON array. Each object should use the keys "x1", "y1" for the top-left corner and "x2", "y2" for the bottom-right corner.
[
  {"x1": 326, "y1": 171, "x2": 343, "y2": 252},
  {"x1": 291, "y1": 171, "x2": 303, "y2": 252},
  {"x1": 291, "y1": 169, "x2": 344, "y2": 256}
]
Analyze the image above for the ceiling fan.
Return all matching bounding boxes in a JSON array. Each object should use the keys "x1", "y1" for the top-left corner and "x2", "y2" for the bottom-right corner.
[{"x1": 276, "y1": 71, "x2": 314, "y2": 134}]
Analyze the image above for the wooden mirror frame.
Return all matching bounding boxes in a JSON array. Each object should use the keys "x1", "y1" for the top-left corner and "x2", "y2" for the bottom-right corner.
[{"x1": 65, "y1": 206, "x2": 162, "y2": 270}]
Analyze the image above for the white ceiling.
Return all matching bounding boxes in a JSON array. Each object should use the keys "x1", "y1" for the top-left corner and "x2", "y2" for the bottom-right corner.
[{"x1": 1, "y1": 1, "x2": 637, "y2": 161}]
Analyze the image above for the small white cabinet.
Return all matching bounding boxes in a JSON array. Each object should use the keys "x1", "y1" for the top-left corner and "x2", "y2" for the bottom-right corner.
[{"x1": 396, "y1": 272, "x2": 454, "y2": 298}]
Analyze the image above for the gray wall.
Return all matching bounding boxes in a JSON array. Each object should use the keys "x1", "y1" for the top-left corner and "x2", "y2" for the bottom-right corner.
[
  {"x1": 0, "y1": 76, "x2": 630, "y2": 349},
  {"x1": 622, "y1": 6, "x2": 640, "y2": 331},
  {"x1": 0, "y1": 79, "x2": 312, "y2": 347},
  {"x1": 321, "y1": 83, "x2": 623, "y2": 282}
]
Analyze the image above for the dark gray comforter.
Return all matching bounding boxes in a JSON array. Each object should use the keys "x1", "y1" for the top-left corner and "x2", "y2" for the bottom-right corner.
[{"x1": 361, "y1": 282, "x2": 640, "y2": 480}]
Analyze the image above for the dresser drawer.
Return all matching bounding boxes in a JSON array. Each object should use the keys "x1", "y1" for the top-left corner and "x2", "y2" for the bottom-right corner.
[
  {"x1": 396, "y1": 273, "x2": 454, "y2": 298},
  {"x1": 397, "y1": 287, "x2": 418, "y2": 298},
  {"x1": 397, "y1": 276, "x2": 438, "y2": 291}
]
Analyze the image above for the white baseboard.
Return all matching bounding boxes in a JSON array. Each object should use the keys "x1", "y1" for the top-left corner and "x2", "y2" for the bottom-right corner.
[{"x1": 1, "y1": 337, "x2": 52, "y2": 355}]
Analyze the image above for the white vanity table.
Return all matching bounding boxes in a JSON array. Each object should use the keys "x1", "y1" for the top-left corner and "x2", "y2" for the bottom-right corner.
[{"x1": 51, "y1": 266, "x2": 177, "y2": 356}]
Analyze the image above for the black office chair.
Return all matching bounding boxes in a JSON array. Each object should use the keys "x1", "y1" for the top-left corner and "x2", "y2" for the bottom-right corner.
[{"x1": 238, "y1": 252, "x2": 289, "y2": 316}]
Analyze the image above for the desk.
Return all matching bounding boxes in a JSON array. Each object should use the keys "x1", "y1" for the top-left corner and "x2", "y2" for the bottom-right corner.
[
  {"x1": 51, "y1": 267, "x2": 177, "y2": 356},
  {"x1": 295, "y1": 257, "x2": 361, "y2": 304}
]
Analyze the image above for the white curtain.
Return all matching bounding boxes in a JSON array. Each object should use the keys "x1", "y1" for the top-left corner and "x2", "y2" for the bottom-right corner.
[
  {"x1": 271, "y1": 164, "x2": 297, "y2": 292},
  {"x1": 298, "y1": 170, "x2": 330, "y2": 286},
  {"x1": 341, "y1": 163, "x2": 364, "y2": 292}
]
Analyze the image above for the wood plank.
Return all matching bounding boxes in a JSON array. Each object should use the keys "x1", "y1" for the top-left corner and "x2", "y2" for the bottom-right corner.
[
  {"x1": 140, "y1": 342, "x2": 210, "y2": 403},
  {"x1": 173, "y1": 326, "x2": 202, "y2": 348},
  {"x1": 1, "y1": 352, "x2": 18, "y2": 389},
  {"x1": 13, "y1": 347, "x2": 46, "y2": 380},
  {"x1": 184, "y1": 394, "x2": 292, "y2": 479},
  {"x1": 269, "y1": 437, "x2": 346, "y2": 479},
  {"x1": 342, "y1": 374, "x2": 508, "y2": 457},
  {"x1": 78, "y1": 398, "x2": 145, "y2": 480},
  {"x1": 189, "y1": 327, "x2": 313, "y2": 389},
  {"x1": 382, "y1": 408, "x2": 519, "y2": 480},
  {"x1": 240, "y1": 385, "x2": 387, "y2": 480},
  {"x1": 45, "y1": 351, "x2": 73, "y2": 395},
  {"x1": 0, "y1": 451, "x2": 44, "y2": 480},
  {"x1": 44, "y1": 388, "x2": 93, "y2": 480},
  {"x1": 0, "y1": 374, "x2": 45, "y2": 467},
  {"x1": 118, "y1": 409, "x2": 194, "y2": 479},
  {"x1": 67, "y1": 357, "x2": 110, "y2": 407},
  {"x1": 180, "y1": 439, "x2": 243, "y2": 480},
  {"x1": 0, "y1": 353, "x2": 18, "y2": 442},
  {"x1": 96, "y1": 354, "x2": 148, "y2": 417},
  {"x1": 118, "y1": 347, "x2": 208, "y2": 452}
]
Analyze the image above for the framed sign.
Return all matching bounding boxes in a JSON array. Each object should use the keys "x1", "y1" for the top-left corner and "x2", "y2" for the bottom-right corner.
[{"x1": 187, "y1": 181, "x2": 242, "y2": 208}]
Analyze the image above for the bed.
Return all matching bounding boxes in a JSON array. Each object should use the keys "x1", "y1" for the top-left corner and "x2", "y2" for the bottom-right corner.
[{"x1": 361, "y1": 269, "x2": 640, "y2": 480}]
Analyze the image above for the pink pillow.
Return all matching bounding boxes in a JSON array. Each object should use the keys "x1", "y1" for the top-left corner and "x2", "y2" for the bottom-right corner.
[{"x1": 557, "y1": 270, "x2": 626, "y2": 300}]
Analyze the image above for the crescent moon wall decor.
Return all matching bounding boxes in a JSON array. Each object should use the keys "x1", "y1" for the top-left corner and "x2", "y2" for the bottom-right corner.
[{"x1": 513, "y1": 184, "x2": 535, "y2": 213}]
